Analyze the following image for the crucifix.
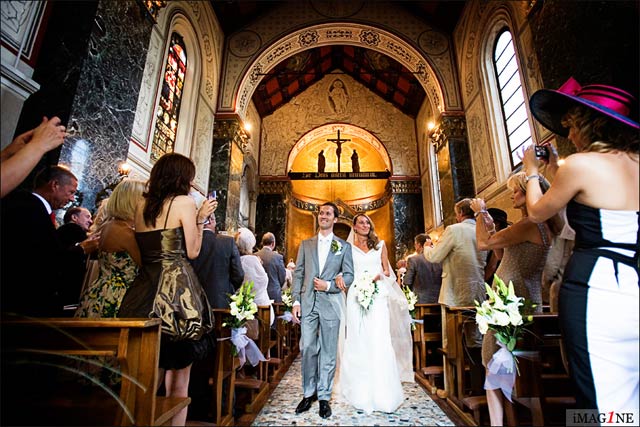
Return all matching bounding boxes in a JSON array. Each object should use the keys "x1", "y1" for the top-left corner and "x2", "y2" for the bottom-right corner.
[{"x1": 326, "y1": 130, "x2": 351, "y2": 172}]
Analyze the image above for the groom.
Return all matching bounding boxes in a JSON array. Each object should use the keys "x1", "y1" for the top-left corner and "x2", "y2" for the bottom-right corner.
[{"x1": 292, "y1": 202, "x2": 354, "y2": 418}]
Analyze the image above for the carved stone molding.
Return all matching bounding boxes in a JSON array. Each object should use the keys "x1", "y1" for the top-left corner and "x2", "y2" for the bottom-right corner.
[
  {"x1": 213, "y1": 117, "x2": 249, "y2": 152},
  {"x1": 258, "y1": 179, "x2": 290, "y2": 195},
  {"x1": 390, "y1": 180, "x2": 422, "y2": 194},
  {"x1": 431, "y1": 113, "x2": 467, "y2": 153},
  {"x1": 290, "y1": 187, "x2": 392, "y2": 213}
]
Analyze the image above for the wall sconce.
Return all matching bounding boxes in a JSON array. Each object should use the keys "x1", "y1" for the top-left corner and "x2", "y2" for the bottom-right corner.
[
  {"x1": 118, "y1": 162, "x2": 131, "y2": 176},
  {"x1": 427, "y1": 121, "x2": 435, "y2": 131}
]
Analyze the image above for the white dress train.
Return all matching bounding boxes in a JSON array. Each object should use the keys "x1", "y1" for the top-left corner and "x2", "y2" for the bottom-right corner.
[{"x1": 336, "y1": 240, "x2": 413, "y2": 414}]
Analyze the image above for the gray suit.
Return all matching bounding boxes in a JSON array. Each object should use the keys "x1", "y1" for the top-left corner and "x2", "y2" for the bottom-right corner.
[
  {"x1": 404, "y1": 253, "x2": 442, "y2": 304},
  {"x1": 292, "y1": 235, "x2": 354, "y2": 401},
  {"x1": 256, "y1": 247, "x2": 287, "y2": 302}
]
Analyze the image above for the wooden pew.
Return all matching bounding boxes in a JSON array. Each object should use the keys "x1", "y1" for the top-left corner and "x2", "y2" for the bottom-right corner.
[
  {"x1": 440, "y1": 304, "x2": 485, "y2": 426},
  {"x1": 508, "y1": 313, "x2": 576, "y2": 426},
  {"x1": 1, "y1": 317, "x2": 189, "y2": 426},
  {"x1": 209, "y1": 308, "x2": 237, "y2": 426},
  {"x1": 413, "y1": 303, "x2": 444, "y2": 393},
  {"x1": 268, "y1": 303, "x2": 289, "y2": 382},
  {"x1": 234, "y1": 305, "x2": 270, "y2": 414}
]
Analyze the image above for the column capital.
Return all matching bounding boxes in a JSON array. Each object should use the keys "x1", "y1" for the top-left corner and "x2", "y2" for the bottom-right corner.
[
  {"x1": 431, "y1": 113, "x2": 466, "y2": 152},
  {"x1": 213, "y1": 115, "x2": 249, "y2": 153}
]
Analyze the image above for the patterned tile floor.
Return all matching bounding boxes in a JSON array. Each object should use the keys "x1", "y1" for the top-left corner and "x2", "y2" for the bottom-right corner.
[{"x1": 251, "y1": 356, "x2": 455, "y2": 426}]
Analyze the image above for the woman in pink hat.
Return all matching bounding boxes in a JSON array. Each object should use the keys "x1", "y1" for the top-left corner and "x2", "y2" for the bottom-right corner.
[{"x1": 523, "y1": 77, "x2": 639, "y2": 415}]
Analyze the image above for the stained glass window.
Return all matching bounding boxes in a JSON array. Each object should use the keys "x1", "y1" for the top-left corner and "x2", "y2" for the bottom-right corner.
[
  {"x1": 151, "y1": 32, "x2": 187, "y2": 162},
  {"x1": 493, "y1": 30, "x2": 533, "y2": 169}
]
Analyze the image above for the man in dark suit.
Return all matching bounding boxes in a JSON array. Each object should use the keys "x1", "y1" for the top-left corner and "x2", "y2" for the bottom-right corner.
[
  {"x1": 404, "y1": 233, "x2": 442, "y2": 303},
  {"x1": 190, "y1": 215, "x2": 244, "y2": 309},
  {"x1": 256, "y1": 232, "x2": 287, "y2": 302},
  {"x1": 56, "y1": 207, "x2": 98, "y2": 312},
  {"x1": 188, "y1": 214, "x2": 244, "y2": 421},
  {"x1": 1, "y1": 165, "x2": 78, "y2": 317}
]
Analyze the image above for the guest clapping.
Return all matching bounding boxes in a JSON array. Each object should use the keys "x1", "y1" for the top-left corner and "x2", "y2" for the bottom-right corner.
[{"x1": 1, "y1": 117, "x2": 67, "y2": 198}]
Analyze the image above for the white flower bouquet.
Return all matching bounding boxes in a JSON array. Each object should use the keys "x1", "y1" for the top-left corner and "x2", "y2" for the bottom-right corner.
[
  {"x1": 224, "y1": 280, "x2": 258, "y2": 329},
  {"x1": 281, "y1": 288, "x2": 293, "y2": 311},
  {"x1": 353, "y1": 270, "x2": 379, "y2": 314},
  {"x1": 402, "y1": 286, "x2": 419, "y2": 330},
  {"x1": 474, "y1": 276, "x2": 532, "y2": 352},
  {"x1": 475, "y1": 275, "x2": 533, "y2": 401},
  {"x1": 222, "y1": 281, "x2": 266, "y2": 366}
]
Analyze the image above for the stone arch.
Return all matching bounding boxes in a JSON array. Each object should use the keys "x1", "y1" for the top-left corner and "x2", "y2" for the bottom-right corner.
[
  {"x1": 286, "y1": 123, "x2": 392, "y2": 174},
  {"x1": 232, "y1": 22, "x2": 449, "y2": 120}
]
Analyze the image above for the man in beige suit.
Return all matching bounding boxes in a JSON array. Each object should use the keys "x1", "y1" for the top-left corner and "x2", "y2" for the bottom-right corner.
[{"x1": 424, "y1": 198, "x2": 487, "y2": 347}]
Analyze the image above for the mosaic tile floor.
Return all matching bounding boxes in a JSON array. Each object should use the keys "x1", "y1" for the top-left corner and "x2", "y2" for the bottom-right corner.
[{"x1": 252, "y1": 356, "x2": 455, "y2": 426}]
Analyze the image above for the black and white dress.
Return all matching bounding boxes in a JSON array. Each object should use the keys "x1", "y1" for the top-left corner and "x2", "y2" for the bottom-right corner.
[{"x1": 559, "y1": 200, "x2": 639, "y2": 412}]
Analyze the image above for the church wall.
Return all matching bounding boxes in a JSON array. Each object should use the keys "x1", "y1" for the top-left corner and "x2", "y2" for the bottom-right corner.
[
  {"x1": 260, "y1": 72, "x2": 418, "y2": 178},
  {"x1": 392, "y1": 193, "x2": 424, "y2": 262},
  {"x1": 452, "y1": 0, "x2": 543, "y2": 214}
]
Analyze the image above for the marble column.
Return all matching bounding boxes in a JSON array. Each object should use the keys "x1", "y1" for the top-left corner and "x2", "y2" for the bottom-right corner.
[
  {"x1": 431, "y1": 114, "x2": 474, "y2": 225},
  {"x1": 210, "y1": 117, "x2": 248, "y2": 232},
  {"x1": 391, "y1": 180, "x2": 424, "y2": 261},
  {"x1": 255, "y1": 180, "x2": 290, "y2": 254},
  {"x1": 16, "y1": 0, "x2": 155, "y2": 210}
]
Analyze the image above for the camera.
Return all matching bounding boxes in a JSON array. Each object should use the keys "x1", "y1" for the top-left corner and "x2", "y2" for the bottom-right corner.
[{"x1": 534, "y1": 145, "x2": 549, "y2": 160}]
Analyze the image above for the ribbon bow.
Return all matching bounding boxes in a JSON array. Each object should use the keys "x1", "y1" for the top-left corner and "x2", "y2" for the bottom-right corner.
[
  {"x1": 219, "y1": 326, "x2": 267, "y2": 367},
  {"x1": 277, "y1": 311, "x2": 294, "y2": 323},
  {"x1": 485, "y1": 341, "x2": 517, "y2": 402}
]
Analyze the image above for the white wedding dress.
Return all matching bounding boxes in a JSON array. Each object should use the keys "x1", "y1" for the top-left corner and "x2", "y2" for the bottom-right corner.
[{"x1": 337, "y1": 240, "x2": 413, "y2": 414}]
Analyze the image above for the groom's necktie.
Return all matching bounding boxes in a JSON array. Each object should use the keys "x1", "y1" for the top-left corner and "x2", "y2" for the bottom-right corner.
[{"x1": 318, "y1": 237, "x2": 330, "y2": 273}]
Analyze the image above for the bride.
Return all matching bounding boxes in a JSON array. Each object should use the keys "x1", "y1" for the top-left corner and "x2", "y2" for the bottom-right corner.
[{"x1": 336, "y1": 213, "x2": 413, "y2": 414}]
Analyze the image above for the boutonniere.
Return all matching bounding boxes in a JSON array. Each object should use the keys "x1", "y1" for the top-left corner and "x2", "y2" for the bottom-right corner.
[{"x1": 330, "y1": 239, "x2": 343, "y2": 254}]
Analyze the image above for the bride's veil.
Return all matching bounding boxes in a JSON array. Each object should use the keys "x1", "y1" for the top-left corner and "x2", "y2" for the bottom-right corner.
[{"x1": 335, "y1": 228, "x2": 414, "y2": 387}]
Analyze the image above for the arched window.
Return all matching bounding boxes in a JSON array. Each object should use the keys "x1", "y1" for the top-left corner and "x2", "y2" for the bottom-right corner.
[
  {"x1": 151, "y1": 32, "x2": 187, "y2": 162},
  {"x1": 493, "y1": 30, "x2": 532, "y2": 168}
]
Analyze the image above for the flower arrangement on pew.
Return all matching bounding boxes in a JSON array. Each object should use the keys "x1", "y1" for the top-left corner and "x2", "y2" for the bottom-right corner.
[
  {"x1": 353, "y1": 270, "x2": 379, "y2": 316},
  {"x1": 402, "y1": 285, "x2": 419, "y2": 330},
  {"x1": 222, "y1": 281, "x2": 266, "y2": 367},
  {"x1": 278, "y1": 287, "x2": 295, "y2": 323},
  {"x1": 475, "y1": 275, "x2": 534, "y2": 401}
]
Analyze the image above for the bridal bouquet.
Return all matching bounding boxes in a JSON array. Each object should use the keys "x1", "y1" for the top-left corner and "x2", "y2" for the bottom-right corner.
[
  {"x1": 222, "y1": 281, "x2": 266, "y2": 366},
  {"x1": 402, "y1": 286, "x2": 419, "y2": 330},
  {"x1": 353, "y1": 270, "x2": 379, "y2": 314},
  {"x1": 474, "y1": 275, "x2": 533, "y2": 401}
]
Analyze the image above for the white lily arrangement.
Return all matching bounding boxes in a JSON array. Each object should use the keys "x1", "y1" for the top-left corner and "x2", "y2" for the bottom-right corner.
[
  {"x1": 224, "y1": 281, "x2": 258, "y2": 329},
  {"x1": 281, "y1": 288, "x2": 293, "y2": 311},
  {"x1": 402, "y1": 285, "x2": 419, "y2": 330},
  {"x1": 475, "y1": 275, "x2": 534, "y2": 402},
  {"x1": 474, "y1": 276, "x2": 532, "y2": 352}
]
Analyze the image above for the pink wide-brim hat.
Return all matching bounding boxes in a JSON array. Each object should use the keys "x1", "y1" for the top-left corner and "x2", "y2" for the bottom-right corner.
[{"x1": 529, "y1": 77, "x2": 639, "y2": 137}]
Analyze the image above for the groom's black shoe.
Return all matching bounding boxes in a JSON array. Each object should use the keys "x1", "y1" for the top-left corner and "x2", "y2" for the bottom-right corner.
[
  {"x1": 319, "y1": 400, "x2": 331, "y2": 418},
  {"x1": 295, "y1": 394, "x2": 317, "y2": 414}
]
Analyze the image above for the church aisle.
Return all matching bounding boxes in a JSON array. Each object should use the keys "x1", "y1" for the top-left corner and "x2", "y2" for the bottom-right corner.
[{"x1": 252, "y1": 355, "x2": 455, "y2": 426}]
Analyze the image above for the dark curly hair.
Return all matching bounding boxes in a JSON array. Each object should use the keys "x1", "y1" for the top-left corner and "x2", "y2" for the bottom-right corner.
[{"x1": 143, "y1": 153, "x2": 195, "y2": 227}]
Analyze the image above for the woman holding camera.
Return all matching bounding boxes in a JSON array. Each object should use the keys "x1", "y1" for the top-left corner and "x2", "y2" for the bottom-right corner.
[{"x1": 523, "y1": 77, "x2": 639, "y2": 414}]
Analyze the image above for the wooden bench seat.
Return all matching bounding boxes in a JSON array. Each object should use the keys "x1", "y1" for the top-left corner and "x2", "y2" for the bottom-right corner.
[{"x1": 1, "y1": 317, "x2": 187, "y2": 426}]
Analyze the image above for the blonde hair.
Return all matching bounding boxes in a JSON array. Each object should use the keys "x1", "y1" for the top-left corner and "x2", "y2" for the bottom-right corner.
[
  {"x1": 507, "y1": 171, "x2": 551, "y2": 195},
  {"x1": 236, "y1": 227, "x2": 256, "y2": 255},
  {"x1": 106, "y1": 179, "x2": 146, "y2": 221}
]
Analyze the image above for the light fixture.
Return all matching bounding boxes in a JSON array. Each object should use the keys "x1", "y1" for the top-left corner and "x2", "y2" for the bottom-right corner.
[
  {"x1": 244, "y1": 122, "x2": 252, "y2": 132},
  {"x1": 427, "y1": 121, "x2": 435, "y2": 131},
  {"x1": 118, "y1": 162, "x2": 131, "y2": 176}
]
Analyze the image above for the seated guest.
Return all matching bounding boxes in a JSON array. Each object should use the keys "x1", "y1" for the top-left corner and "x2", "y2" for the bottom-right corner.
[
  {"x1": 236, "y1": 227, "x2": 274, "y2": 325},
  {"x1": 256, "y1": 232, "x2": 287, "y2": 302},
  {"x1": 75, "y1": 179, "x2": 145, "y2": 318},
  {"x1": 57, "y1": 207, "x2": 99, "y2": 311},
  {"x1": 190, "y1": 215, "x2": 244, "y2": 309},
  {"x1": 1, "y1": 165, "x2": 78, "y2": 316},
  {"x1": 404, "y1": 234, "x2": 442, "y2": 303}
]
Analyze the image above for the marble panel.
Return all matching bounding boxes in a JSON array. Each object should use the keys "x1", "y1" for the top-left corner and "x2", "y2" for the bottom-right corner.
[
  {"x1": 55, "y1": 0, "x2": 153, "y2": 210},
  {"x1": 255, "y1": 194, "x2": 287, "y2": 254},
  {"x1": 393, "y1": 193, "x2": 424, "y2": 261},
  {"x1": 209, "y1": 137, "x2": 231, "y2": 230}
]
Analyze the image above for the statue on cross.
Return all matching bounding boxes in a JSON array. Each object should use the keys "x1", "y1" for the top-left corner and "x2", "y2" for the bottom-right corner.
[{"x1": 326, "y1": 130, "x2": 351, "y2": 172}]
